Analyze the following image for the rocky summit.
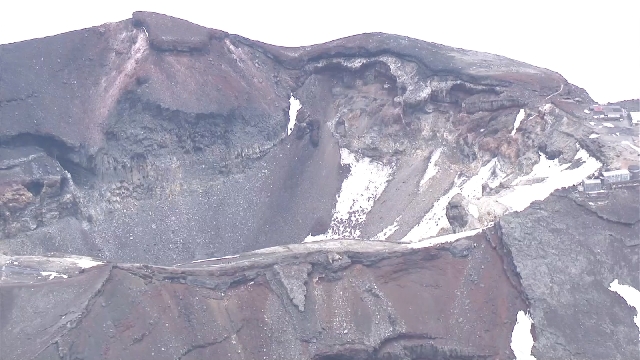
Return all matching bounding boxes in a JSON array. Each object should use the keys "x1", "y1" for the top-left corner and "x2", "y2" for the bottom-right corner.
[{"x1": 0, "y1": 11, "x2": 638, "y2": 360}]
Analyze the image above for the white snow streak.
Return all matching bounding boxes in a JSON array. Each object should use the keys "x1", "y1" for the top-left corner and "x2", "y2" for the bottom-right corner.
[
  {"x1": 288, "y1": 95, "x2": 301, "y2": 136},
  {"x1": 405, "y1": 228, "x2": 482, "y2": 249},
  {"x1": 371, "y1": 217, "x2": 401, "y2": 241},
  {"x1": 419, "y1": 148, "x2": 442, "y2": 189},
  {"x1": 544, "y1": 84, "x2": 563, "y2": 100},
  {"x1": 191, "y1": 255, "x2": 240, "y2": 264},
  {"x1": 603, "y1": 122, "x2": 614, "y2": 128},
  {"x1": 511, "y1": 311, "x2": 536, "y2": 360},
  {"x1": 499, "y1": 147, "x2": 600, "y2": 212},
  {"x1": 402, "y1": 159, "x2": 501, "y2": 243},
  {"x1": 401, "y1": 176, "x2": 463, "y2": 243},
  {"x1": 511, "y1": 109, "x2": 525, "y2": 135},
  {"x1": 304, "y1": 148, "x2": 393, "y2": 242},
  {"x1": 609, "y1": 279, "x2": 640, "y2": 336},
  {"x1": 40, "y1": 271, "x2": 68, "y2": 280},
  {"x1": 622, "y1": 141, "x2": 640, "y2": 154},
  {"x1": 589, "y1": 133, "x2": 599, "y2": 139}
]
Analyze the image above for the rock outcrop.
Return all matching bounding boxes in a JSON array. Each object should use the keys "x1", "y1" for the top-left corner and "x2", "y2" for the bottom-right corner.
[
  {"x1": 499, "y1": 187, "x2": 639, "y2": 359},
  {"x1": 1, "y1": 235, "x2": 527, "y2": 360}
]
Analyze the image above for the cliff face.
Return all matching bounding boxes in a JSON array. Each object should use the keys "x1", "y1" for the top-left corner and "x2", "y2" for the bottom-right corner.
[
  {"x1": 1, "y1": 235, "x2": 527, "y2": 360},
  {"x1": 0, "y1": 11, "x2": 638, "y2": 360},
  {"x1": 499, "y1": 187, "x2": 639, "y2": 359}
]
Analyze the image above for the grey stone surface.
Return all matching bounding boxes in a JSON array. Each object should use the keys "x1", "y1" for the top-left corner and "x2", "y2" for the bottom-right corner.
[
  {"x1": 274, "y1": 263, "x2": 312, "y2": 311},
  {"x1": 499, "y1": 188, "x2": 640, "y2": 360}
]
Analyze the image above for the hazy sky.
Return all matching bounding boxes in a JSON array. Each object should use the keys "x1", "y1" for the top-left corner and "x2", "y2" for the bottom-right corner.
[{"x1": 1, "y1": 0, "x2": 638, "y2": 103}]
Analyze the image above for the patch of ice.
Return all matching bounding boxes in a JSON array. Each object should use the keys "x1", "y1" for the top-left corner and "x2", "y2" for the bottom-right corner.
[
  {"x1": 405, "y1": 228, "x2": 482, "y2": 249},
  {"x1": 583, "y1": 109, "x2": 590, "y2": 114},
  {"x1": 511, "y1": 311, "x2": 536, "y2": 360},
  {"x1": 589, "y1": 133, "x2": 599, "y2": 139},
  {"x1": 603, "y1": 122, "x2": 614, "y2": 128},
  {"x1": 419, "y1": 148, "x2": 442, "y2": 189},
  {"x1": 498, "y1": 147, "x2": 601, "y2": 212},
  {"x1": 609, "y1": 279, "x2": 640, "y2": 335},
  {"x1": 288, "y1": 95, "x2": 301, "y2": 136},
  {"x1": 40, "y1": 271, "x2": 68, "y2": 280},
  {"x1": 304, "y1": 148, "x2": 393, "y2": 241},
  {"x1": 511, "y1": 109, "x2": 525, "y2": 135},
  {"x1": 371, "y1": 216, "x2": 401, "y2": 241},
  {"x1": 622, "y1": 141, "x2": 640, "y2": 154}
]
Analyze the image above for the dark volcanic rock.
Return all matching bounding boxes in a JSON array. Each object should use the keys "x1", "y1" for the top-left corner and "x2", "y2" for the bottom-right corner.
[
  {"x1": 446, "y1": 194, "x2": 469, "y2": 232},
  {"x1": 499, "y1": 187, "x2": 640, "y2": 360}
]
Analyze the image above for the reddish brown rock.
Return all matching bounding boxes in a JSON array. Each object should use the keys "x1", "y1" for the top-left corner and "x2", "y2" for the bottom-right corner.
[{"x1": 1, "y1": 234, "x2": 527, "y2": 360}]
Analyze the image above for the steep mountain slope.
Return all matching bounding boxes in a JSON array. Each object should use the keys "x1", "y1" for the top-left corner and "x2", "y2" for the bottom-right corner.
[
  {"x1": 0, "y1": 12, "x2": 603, "y2": 265},
  {"x1": 0, "y1": 11, "x2": 638, "y2": 360}
]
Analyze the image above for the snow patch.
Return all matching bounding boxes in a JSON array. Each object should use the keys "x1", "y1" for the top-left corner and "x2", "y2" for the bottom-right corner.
[
  {"x1": 64, "y1": 256, "x2": 104, "y2": 269},
  {"x1": 40, "y1": 271, "x2": 68, "y2": 280},
  {"x1": 511, "y1": 311, "x2": 536, "y2": 360},
  {"x1": 304, "y1": 148, "x2": 393, "y2": 242},
  {"x1": 609, "y1": 279, "x2": 640, "y2": 335},
  {"x1": 511, "y1": 109, "x2": 525, "y2": 135},
  {"x1": 589, "y1": 133, "x2": 599, "y2": 139},
  {"x1": 371, "y1": 217, "x2": 401, "y2": 241},
  {"x1": 622, "y1": 141, "x2": 640, "y2": 154},
  {"x1": 468, "y1": 203, "x2": 479, "y2": 219},
  {"x1": 419, "y1": 148, "x2": 442, "y2": 189},
  {"x1": 288, "y1": 95, "x2": 301, "y2": 136},
  {"x1": 603, "y1": 122, "x2": 614, "y2": 128},
  {"x1": 498, "y1": 147, "x2": 601, "y2": 212}
]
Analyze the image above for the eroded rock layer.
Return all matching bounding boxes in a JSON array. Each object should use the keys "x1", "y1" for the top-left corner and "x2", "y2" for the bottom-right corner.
[{"x1": 1, "y1": 234, "x2": 526, "y2": 360}]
